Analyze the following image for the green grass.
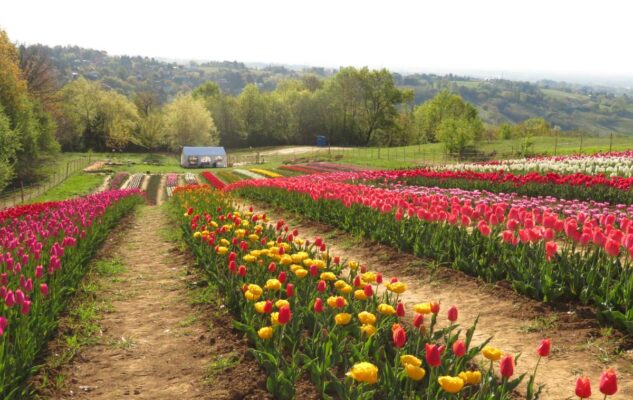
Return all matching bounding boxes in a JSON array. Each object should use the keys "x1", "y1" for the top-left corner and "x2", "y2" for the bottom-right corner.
[{"x1": 32, "y1": 173, "x2": 104, "y2": 202}]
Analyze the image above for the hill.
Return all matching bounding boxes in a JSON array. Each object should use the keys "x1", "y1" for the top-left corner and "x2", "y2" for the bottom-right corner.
[{"x1": 26, "y1": 44, "x2": 633, "y2": 135}]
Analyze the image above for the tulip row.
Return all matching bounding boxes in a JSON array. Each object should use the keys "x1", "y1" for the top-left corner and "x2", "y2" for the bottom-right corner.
[
  {"x1": 249, "y1": 168, "x2": 282, "y2": 178},
  {"x1": 109, "y1": 172, "x2": 130, "y2": 190},
  {"x1": 0, "y1": 190, "x2": 144, "y2": 397},
  {"x1": 371, "y1": 169, "x2": 633, "y2": 205},
  {"x1": 440, "y1": 151, "x2": 633, "y2": 177},
  {"x1": 227, "y1": 173, "x2": 633, "y2": 333},
  {"x1": 171, "y1": 185, "x2": 555, "y2": 399},
  {"x1": 201, "y1": 171, "x2": 226, "y2": 190}
]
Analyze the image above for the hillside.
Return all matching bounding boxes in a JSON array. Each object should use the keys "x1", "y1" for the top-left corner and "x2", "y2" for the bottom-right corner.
[{"x1": 27, "y1": 44, "x2": 633, "y2": 135}]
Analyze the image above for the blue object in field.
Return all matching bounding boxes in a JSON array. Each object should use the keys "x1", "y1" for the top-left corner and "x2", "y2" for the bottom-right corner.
[{"x1": 316, "y1": 136, "x2": 327, "y2": 147}]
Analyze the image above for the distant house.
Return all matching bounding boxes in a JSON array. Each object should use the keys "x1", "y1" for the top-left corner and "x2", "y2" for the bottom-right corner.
[{"x1": 180, "y1": 146, "x2": 227, "y2": 168}]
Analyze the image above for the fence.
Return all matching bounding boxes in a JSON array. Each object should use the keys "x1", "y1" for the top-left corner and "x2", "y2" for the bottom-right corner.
[
  {"x1": 225, "y1": 135, "x2": 633, "y2": 167},
  {"x1": 0, "y1": 157, "x2": 90, "y2": 210}
]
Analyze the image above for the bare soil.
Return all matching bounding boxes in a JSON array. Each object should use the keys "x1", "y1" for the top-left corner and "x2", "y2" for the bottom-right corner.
[
  {"x1": 243, "y1": 199, "x2": 633, "y2": 400},
  {"x1": 39, "y1": 206, "x2": 272, "y2": 400}
]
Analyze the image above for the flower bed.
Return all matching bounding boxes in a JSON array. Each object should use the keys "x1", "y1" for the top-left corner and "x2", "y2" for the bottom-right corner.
[
  {"x1": 0, "y1": 190, "x2": 144, "y2": 396},
  {"x1": 171, "y1": 185, "x2": 588, "y2": 399},
  {"x1": 109, "y1": 172, "x2": 130, "y2": 190},
  {"x1": 184, "y1": 173, "x2": 198, "y2": 185},
  {"x1": 125, "y1": 173, "x2": 145, "y2": 190},
  {"x1": 249, "y1": 168, "x2": 282, "y2": 178},
  {"x1": 440, "y1": 151, "x2": 633, "y2": 177},
  {"x1": 228, "y1": 172, "x2": 633, "y2": 332},
  {"x1": 201, "y1": 171, "x2": 226, "y2": 190}
]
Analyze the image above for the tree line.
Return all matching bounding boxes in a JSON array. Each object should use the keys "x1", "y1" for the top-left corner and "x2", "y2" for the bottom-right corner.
[{"x1": 0, "y1": 29, "x2": 576, "y2": 192}]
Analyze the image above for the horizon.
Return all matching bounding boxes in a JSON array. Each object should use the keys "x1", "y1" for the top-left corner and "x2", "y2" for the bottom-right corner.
[{"x1": 3, "y1": 0, "x2": 633, "y2": 88}]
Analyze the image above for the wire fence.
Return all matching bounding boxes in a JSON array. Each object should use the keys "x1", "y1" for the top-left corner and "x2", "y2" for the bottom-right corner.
[
  {"x1": 0, "y1": 157, "x2": 91, "y2": 210},
  {"x1": 225, "y1": 135, "x2": 633, "y2": 167}
]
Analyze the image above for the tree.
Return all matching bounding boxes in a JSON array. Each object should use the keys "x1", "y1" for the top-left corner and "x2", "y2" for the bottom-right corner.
[
  {"x1": 59, "y1": 78, "x2": 139, "y2": 151},
  {"x1": 413, "y1": 90, "x2": 481, "y2": 144},
  {"x1": 437, "y1": 117, "x2": 483, "y2": 158},
  {"x1": 136, "y1": 111, "x2": 167, "y2": 150},
  {"x1": 237, "y1": 84, "x2": 267, "y2": 146},
  {"x1": 164, "y1": 94, "x2": 218, "y2": 151},
  {"x1": 0, "y1": 105, "x2": 18, "y2": 191}
]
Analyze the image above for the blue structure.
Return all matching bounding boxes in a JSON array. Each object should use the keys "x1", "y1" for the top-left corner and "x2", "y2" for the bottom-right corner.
[
  {"x1": 180, "y1": 146, "x2": 227, "y2": 168},
  {"x1": 316, "y1": 135, "x2": 328, "y2": 147}
]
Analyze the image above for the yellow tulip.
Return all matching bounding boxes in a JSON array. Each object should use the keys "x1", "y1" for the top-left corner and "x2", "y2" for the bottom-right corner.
[
  {"x1": 320, "y1": 272, "x2": 337, "y2": 281},
  {"x1": 458, "y1": 371, "x2": 482, "y2": 385},
  {"x1": 413, "y1": 303, "x2": 432, "y2": 314},
  {"x1": 326, "y1": 296, "x2": 348, "y2": 308},
  {"x1": 243, "y1": 255, "x2": 257, "y2": 263},
  {"x1": 357, "y1": 311, "x2": 377, "y2": 325},
  {"x1": 279, "y1": 255, "x2": 293, "y2": 265},
  {"x1": 400, "y1": 354, "x2": 422, "y2": 367},
  {"x1": 258, "y1": 326, "x2": 273, "y2": 339},
  {"x1": 482, "y1": 346, "x2": 502, "y2": 361},
  {"x1": 312, "y1": 260, "x2": 326, "y2": 269},
  {"x1": 275, "y1": 299, "x2": 289, "y2": 309},
  {"x1": 377, "y1": 304, "x2": 396, "y2": 315},
  {"x1": 294, "y1": 268, "x2": 308, "y2": 278},
  {"x1": 289, "y1": 264, "x2": 303, "y2": 272},
  {"x1": 335, "y1": 313, "x2": 352, "y2": 325},
  {"x1": 354, "y1": 290, "x2": 368, "y2": 301},
  {"x1": 254, "y1": 301, "x2": 267, "y2": 314},
  {"x1": 438, "y1": 376, "x2": 464, "y2": 393},
  {"x1": 405, "y1": 364, "x2": 426, "y2": 381},
  {"x1": 360, "y1": 324, "x2": 377, "y2": 336},
  {"x1": 264, "y1": 279, "x2": 282, "y2": 291},
  {"x1": 248, "y1": 234, "x2": 259, "y2": 242},
  {"x1": 193, "y1": 231, "x2": 202, "y2": 239},
  {"x1": 386, "y1": 282, "x2": 406, "y2": 294},
  {"x1": 334, "y1": 280, "x2": 347, "y2": 289},
  {"x1": 362, "y1": 272, "x2": 377, "y2": 283},
  {"x1": 247, "y1": 284, "x2": 263, "y2": 296},
  {"x1": 216, "y1": 246, "x2": 228, "y2": 255},
  {"x1": 270, "y1": 312, "x2": 280, "y2": 326},
  {"x1": 220, "y1": 238, "x2": 230, "y2": 246},
  {"x1": 348, "y1": 260, "x2": 359, "y2": 270},
  {"x1": 346, "y1": 362, "x2": 378, "y2": 384},
  {"x1": 338, "y1": 284, "x2": 353, "y2": 295}
]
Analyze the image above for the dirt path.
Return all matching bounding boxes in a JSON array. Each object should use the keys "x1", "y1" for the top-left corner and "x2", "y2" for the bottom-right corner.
[
  {"x1": 240, "y1": 199, "x2": 633, "y2": 400},
  {"x1": 47, "y1": 205, "x2": 270, "y2": 400}
]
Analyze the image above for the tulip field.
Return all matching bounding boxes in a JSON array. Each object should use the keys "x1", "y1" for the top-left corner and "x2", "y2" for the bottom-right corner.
[
  {"x1": 0, "y1": 189, "x2": 143, "y2": 397},
  {"x1": 173, "y1": 185, "x2": 545, "y2": 399}
]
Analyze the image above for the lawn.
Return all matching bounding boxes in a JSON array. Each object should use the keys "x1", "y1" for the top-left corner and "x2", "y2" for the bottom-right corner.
[{"x1": 32, "y1": 173, "x2": 105, "y2": 202}]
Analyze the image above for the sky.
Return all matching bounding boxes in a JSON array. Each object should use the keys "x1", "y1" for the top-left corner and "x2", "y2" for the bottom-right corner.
[{"x1": 2, "y1": 0, "x2": 632, "y2": 81}]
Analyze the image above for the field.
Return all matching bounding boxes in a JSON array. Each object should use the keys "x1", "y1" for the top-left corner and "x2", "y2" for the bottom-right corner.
[{"x1": 1, "y1": 146, "x2": 633, "y2": 399}]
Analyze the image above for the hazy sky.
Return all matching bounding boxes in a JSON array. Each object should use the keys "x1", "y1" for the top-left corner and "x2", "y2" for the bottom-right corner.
[{"x1": 2, "y1": 0, "x2": 632, "y2": 78}]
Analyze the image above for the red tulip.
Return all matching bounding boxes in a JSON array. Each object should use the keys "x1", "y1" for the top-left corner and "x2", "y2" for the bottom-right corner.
[
  {"x1": 499, "y1": 354, "x2": 514, "y2": 378},
  {"x1": 353, "y1": 275, "x2": 362, "y2": 287},
  {"x1": 425, "y1": 343, "x2": 441, "y2": 367},
  {"x1": 363, "y1": 284, "x2": 373, "y2": 297},
  {"x1": 267, "y1": 262, "x2": 277, "y2": 273},
  {"x1": 376, "y1": 273, "x2": 383, "y2": 284},
  {"x1": 309, "y1": 265, "x2": 318, "y2": 277},
  {"x1": 413, "y1": 313, "x2": 424, "y2": 328},
  {"x1": 39, "y1": 283, "x2": 49, "y2": 297},
  {"x1": 316, "y1": 280, "x2": 326, "y2": 292},
  {"x1": 335, "y1": 296, "x2": 346, "y2": 308},
  {"x1": 313, "y1": 298, "x2": 323, "y2": 313},
  {"x1": 536, "y1": 339, "x2": 551, "y2": 357},
  {"x1": 599, "y1": 369, "x2": 618, "y2": 396},
  {"x1": 452, "y1": 340, "x2": 466, "y2": 357},
  {"x1": 285, "y1": 283, "x2": 294, "y2": 297},
  {"x1": 228, "y1": 251, "x2": 236, "y2": 261},
  {"x1": 392, "y1": 324, "x2": 407, "y2": 348},
  {"x1": 447, "y1": 305, "x2": 458, "y2": 322},
  {"x1": 605, "y1": 238, "x2": 620, "y2": 257},
  {"x1": 396, "y1": 302, "x2": 405, "y2": 317},
  {"x1": 575, "y1": 376, "x2": 591, "y2": 398},
  {"x1": 430, "y1": 301, "x2": 440, "y2": 315},
  {"x1": 263, "y1": 300, "x2": 273, "y2": 314},
  {"x1": 238, "y1": 265, "x2": 247, "y2": 277},
  {"x1": 278, "y1": 271, "x2": 287, "y2": 284},
  {"x1": 278, "y1": 305, "x2": 291, "y2": 324}
]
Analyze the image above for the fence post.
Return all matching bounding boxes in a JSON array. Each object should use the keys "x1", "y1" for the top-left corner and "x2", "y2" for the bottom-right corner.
[{"x1": 609, "y1": 133, "x2": 613, "y2": 152}]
